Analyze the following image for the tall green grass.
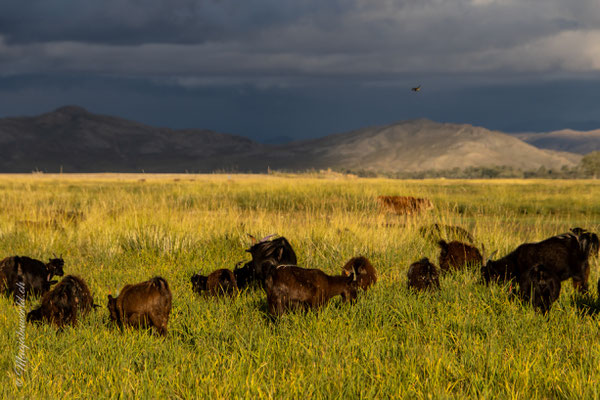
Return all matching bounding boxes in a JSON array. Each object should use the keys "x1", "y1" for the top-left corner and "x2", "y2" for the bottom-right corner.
[{"x1": 1, "y1": 174, "x2": 600, "y2": 398}]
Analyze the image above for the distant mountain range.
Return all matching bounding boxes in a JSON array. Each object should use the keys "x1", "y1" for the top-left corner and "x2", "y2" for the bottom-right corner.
[
  {"x1": 512, "y1": 129, "x2": 600, "y2": 154},
  {"x1": 0, "y1": 106, "x2": 591, "y2": 173}
]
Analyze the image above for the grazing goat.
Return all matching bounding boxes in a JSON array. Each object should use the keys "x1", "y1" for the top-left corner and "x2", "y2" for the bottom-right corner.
[
  {"x1": 438, "y1": 240, "x2": 483, "y2": 272},
  {"x1": 27, "y1": 275, "x2": 94, "y2": 327},
  {"x1": 0, "y1": 256, "x2": 64, "y2": 300},
  {"x1": 518, "y1": 264, "x2": 561, "y2": 314},
  {"x1": 107, "y1": 277, "x2": 172, "y2": 336},
  {"x1": 234, "y1": 235, "x2": 297, "y2": 289},
  {"x1": 263, "y1": 261, "x2": 358, "y2": 317},
  {"x1": 377, "y1": 195, "x2": 434, "y2": 215},
  {"x1": 419, "y1": 223, "x2": 475, "y2": 244},
  {"x1": 407, "y1": 258, "x2": 440, "y2": 291},
  {"x1": 341, "y1": 256, "x2": 377, "y2": 290},
  {"x1": 233, "y1": 261, "x2": 255, "y2": 290},
  {"x1": 191, "y1": 269, "x2": 238, "y2": 296},
  {"x1": 482, "y1": 232, "x2": 593, "y2": 293}
]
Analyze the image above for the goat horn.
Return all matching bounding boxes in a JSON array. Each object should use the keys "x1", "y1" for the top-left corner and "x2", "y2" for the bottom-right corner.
[
  {"x1": 486, "y1": 250, "x2": 498, "y2": 263},
  {"x1": 259, "y1": 233, "x2": 277, "y2": 243}
]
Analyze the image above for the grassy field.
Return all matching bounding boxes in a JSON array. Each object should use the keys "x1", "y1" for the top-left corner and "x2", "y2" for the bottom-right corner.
[{"x1": 1, "y1": 173, "x2": 600, "y2": 399}]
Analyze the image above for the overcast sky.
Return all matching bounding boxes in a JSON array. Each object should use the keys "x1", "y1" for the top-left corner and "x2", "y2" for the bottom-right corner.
[{"x1": 1, "y1": 0, "x2": 600, "y2": 141}]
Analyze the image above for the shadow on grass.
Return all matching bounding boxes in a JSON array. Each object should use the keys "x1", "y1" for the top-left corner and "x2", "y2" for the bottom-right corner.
[{"x1": 572, "y1": 293, "x2": 600, "y2": 316}]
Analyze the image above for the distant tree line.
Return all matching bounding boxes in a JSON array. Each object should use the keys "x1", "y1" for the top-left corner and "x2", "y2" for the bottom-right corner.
[{"x1": 332, "y1": 151, "x2": 600, "y2": 179}]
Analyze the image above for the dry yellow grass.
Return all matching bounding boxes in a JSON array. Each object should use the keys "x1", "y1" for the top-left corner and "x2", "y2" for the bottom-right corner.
[{"x1": 1, "y1": 174, "x2": 599, "y2": 398}]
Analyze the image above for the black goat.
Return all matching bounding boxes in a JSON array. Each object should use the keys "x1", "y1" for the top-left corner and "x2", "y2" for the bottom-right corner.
[
  {"x1": 407, "y1": 258, "x2": 440, "y2": 291},
  {"x1": 0, "y1": 256, "x2": 64, "y2": 300},
  {"x1": 518, "y1": 264, "x2": 561, "y2": 314},
  {"x1": 482, "y1": 232, "x2": 593, "y2": 293},
  {"x1": 234, "y1": 235, "x2": 297, "y2": 289}
]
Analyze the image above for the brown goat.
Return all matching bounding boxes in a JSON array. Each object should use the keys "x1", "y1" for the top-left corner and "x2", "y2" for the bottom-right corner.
[
  {"x1": 377, "y1": 195, "x2": 434, "y2": 215},
  {"x1": 341, "y1": 256, "x2": 377, "y2": 290},
  {"x1": 263, "y1": 262, "x2": 359, "y2": 317},
  {"x1": 27, "y1": 275, "x2": 94, "y2": 328},
  {"x1": 107, "y1": 277, "x2": 172, "y2": 336},
  {"x1": 191, "y1": 269, "x2": 238, "y2": 296},
  {"x1": 438, "y1": 240, "x2": 483, "y2": 272},
  {"x1": 407, "y1": 258, "x2": 440, "y2": 291}
]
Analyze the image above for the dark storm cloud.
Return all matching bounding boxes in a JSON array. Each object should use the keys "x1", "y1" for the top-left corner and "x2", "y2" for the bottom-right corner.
[
  {"x1": 0, "y1": 0, "x2": 337, "y2": 45},
  {"x1": 2, "y1": 74, "x2": 600, "y2": 142},
  {"x1": 1, "y1": 1, "x2": 599, "y2": 139},
  {"x1": 1, "y1": 0, "x2": 600, "y2": 80}
]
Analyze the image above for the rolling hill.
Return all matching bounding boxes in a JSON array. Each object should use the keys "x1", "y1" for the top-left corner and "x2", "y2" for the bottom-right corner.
[
  {"x1": 259, "y1": 119, "x2": 581, "y2": 172},
  {"x1": 0, "y1": 106, "x2": 582, "y2": 172}
]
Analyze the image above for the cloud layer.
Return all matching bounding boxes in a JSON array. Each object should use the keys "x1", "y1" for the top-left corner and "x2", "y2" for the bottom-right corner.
[{"x1": 1, "y1": 0, "x2": 600, "y2": 84}]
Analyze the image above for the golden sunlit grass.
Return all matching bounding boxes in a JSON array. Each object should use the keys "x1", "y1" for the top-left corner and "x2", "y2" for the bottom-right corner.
[{"x1": 1, "y1": 173, "x2": 600, "y2": 398}]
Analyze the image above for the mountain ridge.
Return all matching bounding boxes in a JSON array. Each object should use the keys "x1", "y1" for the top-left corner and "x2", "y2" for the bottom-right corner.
[
  {"x1": 0, "y1": 106, "x2": 584, "y2": 173},
  {"x1": 513, "y1": 129, "x2": 600, "y2": 154}
]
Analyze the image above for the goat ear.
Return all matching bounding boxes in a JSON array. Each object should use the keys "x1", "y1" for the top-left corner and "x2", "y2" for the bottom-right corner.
[{"x1": 247, "y1": 234, "x2": 257, "y2": 244}]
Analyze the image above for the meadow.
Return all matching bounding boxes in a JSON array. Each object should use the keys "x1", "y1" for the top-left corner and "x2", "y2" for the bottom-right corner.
[{"x1": 1, "y1": 173, "x2": 600, "y2": 399}]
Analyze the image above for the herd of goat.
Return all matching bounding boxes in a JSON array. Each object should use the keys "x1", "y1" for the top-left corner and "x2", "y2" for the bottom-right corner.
[{"x1": 0, "y1": 224, "x2": 598, "y2": 336}]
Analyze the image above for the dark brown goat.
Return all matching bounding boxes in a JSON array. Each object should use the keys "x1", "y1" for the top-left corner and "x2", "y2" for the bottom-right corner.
[
  {"x1": 234, "y1": 235, "x2": 297, "y2": 289},
  {"x1": 0, "y1": 256, "x2": 64, "y2": 300},
  {"x1": 518, "y1": 264, "x2": 561, "y2": 314},
  {"x1": 263, "y1": 262, "x2": 358, "y2": 317},
  {"x1": 482, "y1": 232, "x2": 594, "y2": 293},
  {"x1": 107, "y1": 277, "x2": 172, "y2": 336},
  {"x1": 438, "y1": 240, "x2": 483, "y2": 272},
  {"x1": 191, "y1": 269, "x2": 237, "y2": 296},
  {"x1": 341, "y1": 256, "x2": 377, "y2": 290},
  {"x1": 419, "y1": 223, "x2": 475, "y2": 244},
  {"x1": 27, "y1": 275, "x2": 94, "y2": 327},
  {"x1": 407, "y1": 258, "x2": 440, "y2": 291}
]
